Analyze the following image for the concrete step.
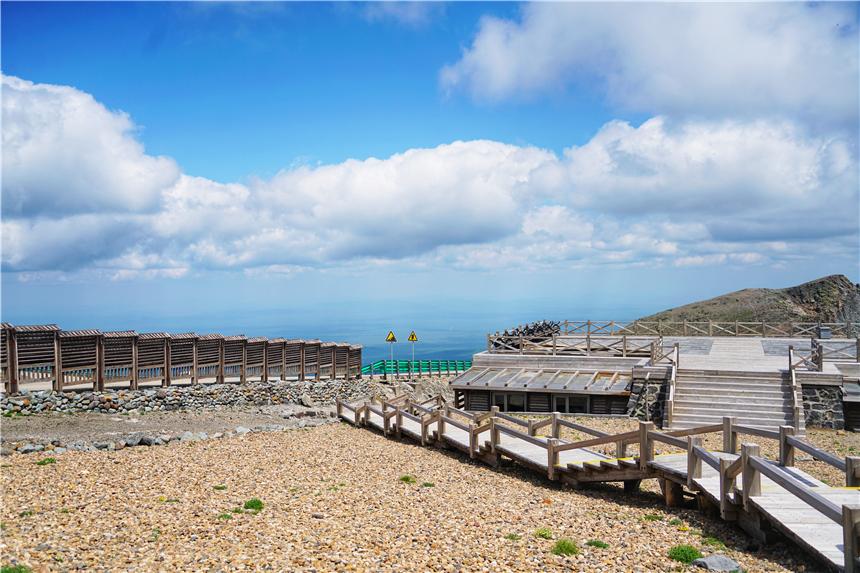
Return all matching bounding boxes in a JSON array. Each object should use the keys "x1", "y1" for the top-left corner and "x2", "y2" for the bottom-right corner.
[
  {"x1": 676, "y1": 375, "x2": 786, "y2": 385},
  {"x1": 673, "y1": 399, "x2": 795, "y2": 413},
  {"x1": 677, "y1": 369, "x2": 785, "y2": 380},
  {"x1": 675, "y1": 385, "x2": 791, "y2": 400},
  {"x1": 670, "y1": 411, "x2": 795, "y2": 428},
  {"x1": 674, "y1": 380, "x2": 791, "y2": 392}
]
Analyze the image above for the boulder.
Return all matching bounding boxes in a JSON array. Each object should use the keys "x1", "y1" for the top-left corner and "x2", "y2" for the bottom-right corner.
[{"x1": 693, "y1": 554, "x2": 741, "y2": 572}]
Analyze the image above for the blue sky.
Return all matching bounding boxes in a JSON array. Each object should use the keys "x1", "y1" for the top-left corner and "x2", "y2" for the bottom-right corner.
[{"x1": 2, "y1": 2, "x2": 859, "y2": 360}]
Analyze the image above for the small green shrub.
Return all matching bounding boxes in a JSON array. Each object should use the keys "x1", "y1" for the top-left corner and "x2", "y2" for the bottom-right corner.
[
  {"x1": 421, "y1": 482, "x2": 435, "y2": 488},
  {"x1": 643, "y1": 513, "x2": 664, "y2": 522},
  {"x1": 243, "y1": 498, "x2": 264, "y2": 511},
  {"x1": 149, "y1": 528, "x2": 161, "y2": 542},
  {"x1": 2, "y1": 565, "x2": 32, "y2": 573},
  {"x1": 534, "y1": 527, "x2": 553, "y2": 539},
  {"x1": 231, "y1": 507, "x2": 243, "y2": 514},
  {"x1": 551, "y1": 539, "x2": 579, "y2": 556},
  {"x1": 213, "y1": 485, "x2": 227, "y2": 491},
  {"x1": 668, "y1": 518, "x2": 683, "y2": 526},
  {"x1": 586, "y1": 539, "x2": 608, "y2": 548},
  {"x1": 18, "y1": 511, "x2": 32, "y2": 518},
  {"x1": 504, "y1": 533, "x2": 521, "y2": 541},
  {"x1": 702, "y1": 536, "x2": 726, "y2": 549},
  {"x1": 398, "y1": 475, "x2": 417, "y2": 484},
  {"x1": 35, "y1": 457, "x2": 56, "y2": 466},
  {"x1": 668, "y1": 545, "x2": 703, "y2": 564},
  {"x1": 217, "y1": 513, "x2": 232, "y2": 520}
]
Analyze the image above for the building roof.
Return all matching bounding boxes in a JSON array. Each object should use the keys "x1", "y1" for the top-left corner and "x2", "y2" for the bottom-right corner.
[
  {"x1": 103, "y1": 330, "x2": 137, "y2": 338},
  {"x1": 60, "y1": 329, "x2": 102, "y2": 338},
  {"x1": 450, "y1": 366, "x2": 632, "y2": 395}
]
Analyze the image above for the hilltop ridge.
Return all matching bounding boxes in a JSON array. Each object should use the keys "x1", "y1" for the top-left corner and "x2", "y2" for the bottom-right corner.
[{"x1": 640, "y1": 274, "x2": 860, "y2": 323}]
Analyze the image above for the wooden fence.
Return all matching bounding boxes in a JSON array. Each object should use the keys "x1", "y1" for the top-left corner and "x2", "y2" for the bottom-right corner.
[
  {"x1": 550, "y1": 320, "x2": 860, "y2": 338},
  {"x1": 0, "y1": 323, "x2": 362, "y2": 394},
  {"x1": 487, "y1": 333, "x2": 658, "y2": 357}
]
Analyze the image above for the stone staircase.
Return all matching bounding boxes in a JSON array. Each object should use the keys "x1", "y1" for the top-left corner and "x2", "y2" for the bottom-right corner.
[{"x1": 669, "y1": 369, "x2": 805, "y2": 432}]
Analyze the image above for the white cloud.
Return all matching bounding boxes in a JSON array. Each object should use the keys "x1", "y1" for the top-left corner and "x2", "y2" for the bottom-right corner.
[
  {"x1": 1, "y1": 76, "x2": 180, "y2": 217},
  {"x1": 441, "y1": 3, "x2": 859, "y2": 123},
  {"x1": 1, "y1": 75, "x2": 857, "y2": 278},
  {"x1": 362, "y1": 2, "x2": 443, "y2": 27}
]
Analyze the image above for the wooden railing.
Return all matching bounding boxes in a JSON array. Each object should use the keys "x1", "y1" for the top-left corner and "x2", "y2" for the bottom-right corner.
[
  {"x1": 487, "y1": 333, "x2": 657, "y2": 357},
  {"x1": 2, "y1": 323, "x2": 361, "y2": 394},
  {"x1": 552, "y1": 320, "x2": 860, "y2": 338}
]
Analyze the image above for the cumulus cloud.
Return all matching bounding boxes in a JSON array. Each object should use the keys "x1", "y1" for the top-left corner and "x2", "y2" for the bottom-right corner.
[
  {"x1": 1, "y1": 75, "x2": 857, "y2": 278},
  {"x1": 441, "y1": 3, "x2": 859, "y2": 123}
]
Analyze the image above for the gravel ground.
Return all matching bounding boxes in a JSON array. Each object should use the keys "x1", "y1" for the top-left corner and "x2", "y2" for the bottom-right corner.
[
  {"x1": 0, "y1": 405, "x2": 332, "y2": 446},
  {"x1": 0, "y1": 422, "x2": 831, "y2": 572}
]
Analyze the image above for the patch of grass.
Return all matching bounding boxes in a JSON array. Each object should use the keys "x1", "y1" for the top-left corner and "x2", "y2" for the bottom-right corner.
[
  {"x1": 2, "y1": 565, "x2": 33, "y2": 573},
  {"x1": 643, "y1": 513, "x2": 664, "y2": 522},
  {"x1": 157, "y1": 497, "x2": 179, "y2": 503},
  {"x1": 586, "y1": 539, "x2": 608, "y2": 548},
  {"x1": 213, "y1": 485, "x2": 227, "y2": 491},
  {"x1": 702, "y1": 536, "x2": 726, "y2": 549},
  {"x1": 551, "y1": 539, "x2": 579, "y2": 556},
  {"x1": 35, "y1": 457, "x2": 56, "y2": 466},
  {"x1": 668, "y1": 518, "x2": 683, "y2": 526},
  {"x1": 58, "y1": 509, "x2": 70, "y2": 514},
  {"x1": 243, "y1": 498, "x2": 264, "y2": 512},
  {"x1": 668, "y1": 545, "x2": 703, "y2": 564},
  {"x1": 398, "y1": 475, "x2": 417, "y2": 484},
  {"x1": 231, "y1": 507, "x2": 243, "y2": 514},
  {"x1": 534, "y1": 527, "x2": 553, "y2": 539},
  {"x1": 149, "y1": 528, "x2": 161, "y2": 542},
  {"x1": 18, "y1": 511, "x2": 33, "y2": 518},
  {"x1": 504, "y1": 533, "x2": 522, "y2": 541},
  {"x1": 421, "y1": 482, "x2": 435, "y2": 488},
  {"x1": 217, "y1": 513, "x2": 232, "y2": 520}
]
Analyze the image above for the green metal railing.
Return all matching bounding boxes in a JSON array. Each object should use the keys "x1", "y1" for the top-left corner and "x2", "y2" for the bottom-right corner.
[{"x1": 361, "y1": 359, "x2": 471, "y2": 377}]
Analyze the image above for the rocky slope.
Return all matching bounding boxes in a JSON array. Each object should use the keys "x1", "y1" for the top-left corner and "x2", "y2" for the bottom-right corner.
[{"x1": 641, "y1": 274, "x2": 860, "y2": 323}]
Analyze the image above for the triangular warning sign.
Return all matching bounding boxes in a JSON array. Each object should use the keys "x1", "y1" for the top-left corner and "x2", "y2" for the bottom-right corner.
[
  {"x1": 385, "y1": 330, "x2": 397, "y2": 342},
  {"x1": 408, "y1": 331, "x2": 418, "y2": 342}
]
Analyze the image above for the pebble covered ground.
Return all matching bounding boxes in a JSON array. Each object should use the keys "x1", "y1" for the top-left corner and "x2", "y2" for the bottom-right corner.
[{"x1": 1, "y1": 422, "x2": 836, "y2": 572}]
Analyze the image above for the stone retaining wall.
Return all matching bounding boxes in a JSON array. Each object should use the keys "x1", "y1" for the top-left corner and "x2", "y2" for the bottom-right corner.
[{"x1": 801, "y1": 384, "x2": 845, "y2": 429}]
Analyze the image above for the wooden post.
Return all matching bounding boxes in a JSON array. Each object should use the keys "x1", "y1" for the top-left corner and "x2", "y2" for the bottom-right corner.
[
  {"x1": 719, "y1": 457, "x2": 737, "y2": 520},
  {"x1": 664, "y1": 479, "x2": 684, "y2": 508},
  {"x1": 741, "y1": 443, "x2": 761, "y2": 509},
  {"x1": 218, "y1": 339, "x2": 225, "y2": 384},
  {"x1": 163, "y1": 338, "x2": 171, "y2": 387},
  {"x1": 240, "y1": 341, "x2": 247, "y2": 384},
  {"x1": 54, "y1": 331, "x2": 63, "y2": 392},
  {"x1": 551, "y1": 412, "x2": 560, "y2": 439},
  {"x1": 843, "y1": 505, "x2": 860, "y2": 573},
  {"x1": 778, "y1": 425, "x2": 795, "y2": 466},
  {"x1": 468, "y1": 422, "x2": 477, "y2": 459},
  {"x1": 547, "y1": 438, "x2": 559, "y2": 480},
  {"x1": 847, "y1": 456, "x2": 860, "y2": 487},
  {"x1": 687, "y1": 436, "x2": 702, "y2": 489},
  {"x1": 262, "y1": 343, "x2": 268, "y2": 382},
  {"x1": 490, "y1": 406, "x2": 499, "y2": 453},
  {"x1": 395, "y1": 406, "x2": 402, "y2": 439},
  {"x1": 131, "y1": 335, "x2": 139, "y2": 390},
  {"x1": 191, "y1": 338, "x2": 198, "y2": 385},
  {"x1": 438, "y1": 406, "x2": 447, "y2": 438},
  {"x1": 299, "y1": 342, "x2": 305, "y2": 381},
  {"x1": 638, "y1": 421, "x2": 654, "y2": 470},
  {"x1": 8, "y1": 328, "x2": 18, "y2": 395},
  {"x1": 616, "y1": 439, "x2": 626, "y2": 459},
  {"x1": 96, "y1": 335, "x2": 105, "y2": 391},
  {"x1": 723, "y1": 416, "x2": 737, "y2": 454}
]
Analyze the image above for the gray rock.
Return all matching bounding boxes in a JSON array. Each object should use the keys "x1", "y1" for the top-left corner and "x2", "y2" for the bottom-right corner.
[
  {"x1": 19, "y1": 443, "x2": 44, "y2": 454},
  {"x1": 693, "y1": 554, "x2": 741, "y2": 572},
  {"x1": 94, "y1": 442, "x2": 112, "y2": 450},
  {"x1": 179, "y1": 431, "x2": 196, "y2": 442},
  {"x1": 300, "y1": 393, "x2": 314, "y2": 407},
  {"x1": 53, "y1": 447, "x2": 67, "y2": 454},
  {"x1": 140, "y1": 436, "x2": 157, "y2": 446},
  {"x1": 158, "y1": 434, "x2": 172, "y2": 443},
  {"x1": 1, "y1": 445, "x2": 14, "y2": 456},
  {"x1": 124, "y1": 435, "x2": 142, "y2": 447},
  {"x1": 235, "y1": 426, "x2": 251, "y2": 434}
]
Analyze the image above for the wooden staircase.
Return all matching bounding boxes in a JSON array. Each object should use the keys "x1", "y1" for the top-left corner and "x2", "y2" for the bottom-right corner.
[{"x1": 670, "y1": 369, "x2": 805, "y2": 432}]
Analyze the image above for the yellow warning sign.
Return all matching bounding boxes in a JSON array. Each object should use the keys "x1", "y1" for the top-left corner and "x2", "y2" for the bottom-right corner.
[
  {"x1": 385, "y1": 331, "x2": 397, "y2": 343},
  {"x1": 408, "y1": 331, "x2": 418, "y2": 342}
]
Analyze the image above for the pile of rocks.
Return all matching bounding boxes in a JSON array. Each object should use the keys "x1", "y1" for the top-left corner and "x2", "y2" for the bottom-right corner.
[
  {"x1": 2, "y1": 408, "x2": 338, "y2": 456},
  {"x1": 1, "y1": 378, "x2": 382, "y2": 417}
]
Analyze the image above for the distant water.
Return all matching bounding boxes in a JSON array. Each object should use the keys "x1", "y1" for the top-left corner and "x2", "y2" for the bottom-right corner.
[{"x1": 3, "y1": 299, "x2": 647, "y2": 364}]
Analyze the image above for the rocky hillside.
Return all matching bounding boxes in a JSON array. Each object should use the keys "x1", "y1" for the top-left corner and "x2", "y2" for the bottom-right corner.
[{"x1": 641, "y1": 275, "x2": 860, "y2": 323}]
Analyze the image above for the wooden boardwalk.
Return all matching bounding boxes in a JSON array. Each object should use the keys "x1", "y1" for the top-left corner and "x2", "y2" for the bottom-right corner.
[{"x1": 337, "y1": 396, "x2": 860, "y2": 572}]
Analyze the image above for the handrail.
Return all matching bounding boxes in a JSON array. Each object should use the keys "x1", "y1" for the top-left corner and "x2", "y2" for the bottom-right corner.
[
  {"x1": 748, "y1": 456, "x2": 842, "y2": 523},
  {"x1": 494, "y1": 411, "x2": 530, "y2": 428},
  {"x1": 555, "y1": 429, "x2": 639, "y2": 453},
  {"x1": 733, "y1": 425, "x2": 780, "y2": 440},
  {"x1": 649, "y1": 430, "x2": 687, "y2": 450},
  {"x1": 549, "y1": 320, "x2": 860, "y2": 338},
  {"x1": 494, "y1": 423, "x2": 548, "y2": 448},
  {"x1": 786, "y1": 435, "x2": 846, "y2": 471},
  {"x1": 556, "y1": 418, "x2": 609, "y2": 438},
  {"x1": 440, "y1": 415, "x2": 470, "y2": 432},
  {"x1": 692, "y1": 445, "x2": 721, "y2": 472},
  {"x1": 445, "y1": 406, "x2": 475, "y2": 421}
]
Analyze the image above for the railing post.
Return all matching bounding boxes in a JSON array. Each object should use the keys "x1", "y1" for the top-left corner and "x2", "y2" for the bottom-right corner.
[
  {"x1": 844, "y1": 505, "x2": 860, "y2": 573},
  {"x1": 722, "y1": 416, "x2": 737, "y2": 454},
  {"x1": 847, "y1": 456, "x2": 860, "y2": 487},
  {"x1": 191, "y1": 338, "x2": 198, "y2": 384},
  {"x1": 718, "y1": 457, "x2": 737, "y2": 520},
  {"x1": 163, "y1": 338, "x2": 171, "y2": 387},
  {"x1": 779, "y1": 425, "x2": 795, "y2": 466},
  {"x1": 547, "y1": 438, "x2": 559, "y2": 480},
  {"x1": 616, "y1": 438, "x2": 626, "y2": 459},
  {"x1": 551, "y1": 412, "x2": 560, "y2": 439},
  {"x1": 53, "y1": 330, "x2": 63, "y2": 392},
  {"x1": 6, "y1": 328, "x2": 19, "y2": 395},
  {"x1": 96, "y1": 334, "x2": 105, "y2": 391},
  {"x1": 468, "y1": 421, "x2": 477, "y2": 458},
  {"x1": 217, "y1": 339, "x2": 225, "y2": 384},
  {"x1": 741, "y1": 443, "x2": 761, "y2": 510},
  {"x1": 638, "y1": 421, "x2": 654, "y2": 470},
  {"x1": 687, "y1": 436, "x2": 702, "y2": 489},
  {"x1": 519, "y1": 334, "x2": 524, "y2": 355}
]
